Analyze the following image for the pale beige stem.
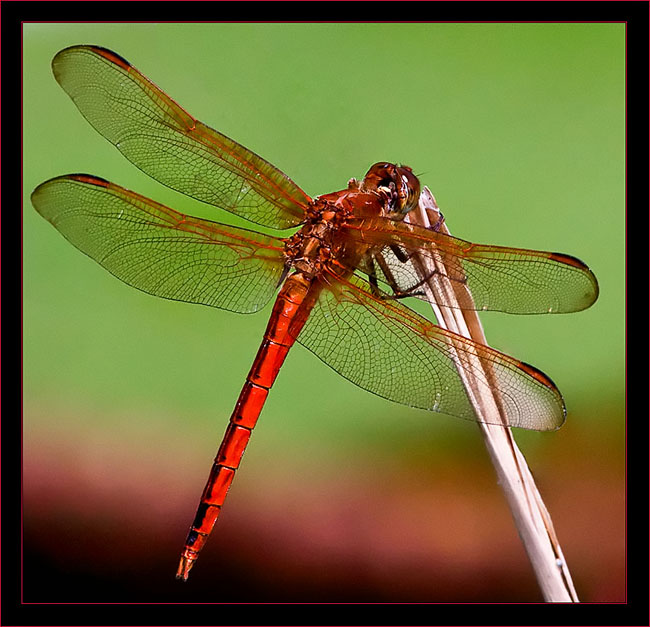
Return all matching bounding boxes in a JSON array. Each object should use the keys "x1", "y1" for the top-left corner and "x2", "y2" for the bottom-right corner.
[{"x1": 405, "y1": 187, "x2": 578, "y2": 602}]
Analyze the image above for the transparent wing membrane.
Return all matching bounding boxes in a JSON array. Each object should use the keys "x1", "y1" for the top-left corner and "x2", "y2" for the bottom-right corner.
[
  {"x1": 298, "y1": 272, "x2": 566, "y2": 430},
  {"x1": 32, "y1": 175, "x2": 286, "y2": 313},
  {"x1": 51, "y1": 45, "x2": 311, "y2": 230},
  {"x1": 345, "y1": 217, "x2": 599, "y2": 314}
]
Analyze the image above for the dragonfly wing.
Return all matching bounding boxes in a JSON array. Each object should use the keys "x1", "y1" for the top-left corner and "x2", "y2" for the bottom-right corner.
[
  {"x1": 297, "y1": 271, "x2": 565, "y2": 430},
  {"x1": 32, "y1": 175, "x2": 286, "y2": 314},
  {"x1": 51, "y1": 46, "x2": 310, "y2": 230},
  {"x1": 344, "y1": 218, "x2": 599, "y2": 314}
]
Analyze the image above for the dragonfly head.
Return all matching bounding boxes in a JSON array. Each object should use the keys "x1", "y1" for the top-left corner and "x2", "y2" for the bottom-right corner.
[{"x1": 361, "y1": 162, "x2": 421, "y2": 217}]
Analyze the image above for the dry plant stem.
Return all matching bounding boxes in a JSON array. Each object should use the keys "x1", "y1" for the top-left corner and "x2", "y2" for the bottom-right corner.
[{"x1": 405, "y1": 188, "x2": 579, "y2": 603}]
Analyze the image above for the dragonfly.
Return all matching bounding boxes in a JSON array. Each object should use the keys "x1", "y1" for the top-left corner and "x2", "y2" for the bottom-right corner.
[{"x1": 32, "y1": 46, "x2": 599, "y2": 581}]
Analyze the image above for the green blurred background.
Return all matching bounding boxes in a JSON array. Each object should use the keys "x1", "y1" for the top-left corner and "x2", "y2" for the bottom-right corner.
[{"x1": 23, "y1": 23, "x2": 625, "y2": 602}]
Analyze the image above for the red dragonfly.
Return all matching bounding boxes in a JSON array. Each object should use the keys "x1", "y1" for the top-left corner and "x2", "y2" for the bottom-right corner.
[{"x1": 32, "y1": 46, "x2": 599, "y2": 581}]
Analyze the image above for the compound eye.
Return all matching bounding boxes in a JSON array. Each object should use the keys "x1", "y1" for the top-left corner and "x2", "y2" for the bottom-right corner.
[
  {"x1": 361, "y1": 163, "x2": 420, "y2": 214},
  {"x1": 363, "y1": 163, "x2": 395, "y2": 190},
  {"x1": 396, "y1": 166, "x2": 421, "y2": 214}
]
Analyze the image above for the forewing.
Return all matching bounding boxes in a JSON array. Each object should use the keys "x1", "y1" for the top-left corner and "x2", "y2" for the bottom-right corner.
[
  {"x1": 297, "y1": 271, "x2": 565, "y2": 430},
  {"x1": 32, "y1": 175, "x2": 286, "y2": 313},
  {"x1": 51, "y1": 45, "x2": 310, "y2": 230},
  {"x1": 345, "y1": 218, "x2": 599, "y2": 314}
]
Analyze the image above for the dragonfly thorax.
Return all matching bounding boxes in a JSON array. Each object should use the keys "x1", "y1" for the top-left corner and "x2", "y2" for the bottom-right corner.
[
  {"x1": 285, "y1": 199, "x2": 345, "y2": 278},
  {"x1": 285, "y1": 164, "x2": 421, "y2": 280}
]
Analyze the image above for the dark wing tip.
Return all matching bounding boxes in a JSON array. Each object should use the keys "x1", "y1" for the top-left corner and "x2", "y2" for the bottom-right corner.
[
  {"x1": 66, "y1": 173, "x2": 111, "y2": 187},
  {"x1": 33, "y1": 173, "x2": 110, "y2": 191},
  {"x1": 518, "y1": 360, "x2": 567, "y2": 430},
  {"x1": 32, "y1": 174, "x2": 111, "y2": 213},
  {"x1": 86, "y1": 46, "x2": 132, "y2": 70},
  {"x1": 52, "y1": 45, "x2": 132, "y2": 78},
  {"x1": 549, "y1": 252, "x2": 600, "y2": 310},
  {"x1": 548, "y1": 251, "x2": 589, "y2": 270}
]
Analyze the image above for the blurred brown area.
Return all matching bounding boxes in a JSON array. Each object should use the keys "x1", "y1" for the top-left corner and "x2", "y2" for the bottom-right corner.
[{"x1": 22, "y1": 404, "x2": 624, "y2": 603}]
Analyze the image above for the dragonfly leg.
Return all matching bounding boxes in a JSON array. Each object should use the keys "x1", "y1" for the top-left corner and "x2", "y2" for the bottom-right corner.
[
  {"x1": 373, "y1": 251, "x2": 428, "y2": 300},
  {"x1": 366, "y1": 255, "x2": 383, "y2": 298},
  {"x1": 389, "y1": 243, "x2": 410, "y2": 263}
]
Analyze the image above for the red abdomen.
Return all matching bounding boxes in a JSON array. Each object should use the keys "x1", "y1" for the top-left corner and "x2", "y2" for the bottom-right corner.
[{"x1": 176, "y1": 272, "x2": 317, "y2": 580}]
